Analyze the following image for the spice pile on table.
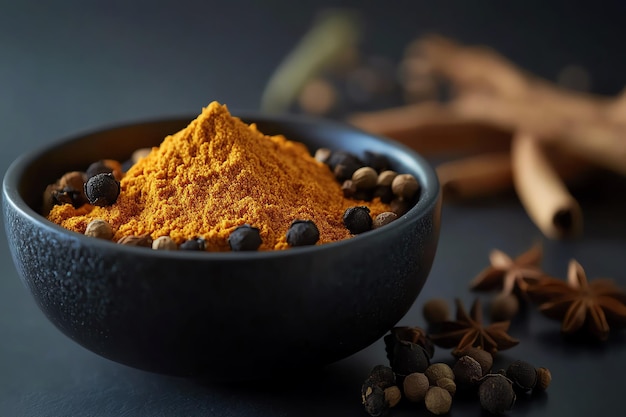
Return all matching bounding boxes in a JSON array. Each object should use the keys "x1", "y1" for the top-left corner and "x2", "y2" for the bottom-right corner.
[{"x1": 45, "y1": 102, "x2": 418, "y2": 251}]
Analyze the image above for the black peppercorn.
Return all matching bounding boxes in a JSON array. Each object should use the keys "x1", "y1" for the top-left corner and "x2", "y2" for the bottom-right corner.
[
  {"x1": 179, "y1": 237, "x2": 206, "y2": 251},
  {"x1": 505, "y1": 360, "x2": 537, "y2": 392},
  {"x1": 363, "y1": 151, "x2": 391, "y2": 173},
  {"x1": 361, "y1": 365, "x2": 396, "y2": 406},
  {"x1": 228, "y1": 224, "x2": 262, "y2": 251},
  {"x1": 361, "y1": 384, "x2": 387, "y2": 417},
  {"x1": 389, "y1": 340, "x2": 431, "y2": 377},
  {"x1": 478, "y1": 374, "x2": 516, "y2": 414},
  {"x1": 453, "y1": 355, "x2": 483, "y2": 387},
  {"x1": 367, "y1": 365, "x2": 396, "y2": 389},
  {"x1": 384, "y1": 326, "x2": 435, "y2": 360},
  {"x1": 86, "y1": 160, "x2": 112, "y2": 179},
  {"x1": 286, "y1": 220, "x2": 319, "y2": 247},
  {"x1": 343, "y1": 206, "x2": 372, "y2": 234},
  {"x1": 84, "y1": 173, "x2": 120, "y2": 206},
  {"x1": 326, "y1": 150, "x2": 363, "y2": 171}
]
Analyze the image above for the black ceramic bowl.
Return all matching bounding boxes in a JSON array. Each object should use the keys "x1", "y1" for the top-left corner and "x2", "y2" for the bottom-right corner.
[{"x1": 2, "y1": 113, "x2": 441, "y2": 380}]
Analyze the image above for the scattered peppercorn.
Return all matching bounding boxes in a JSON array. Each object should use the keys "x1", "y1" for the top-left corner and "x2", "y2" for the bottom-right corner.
[
  {"x1": 453, "y1": 347, "x2": 493, "y2": 377},
  {"x1": 478, "y1": 374, "x2": 516, "y2": 415},
  {"x1": 389, "y1": 340, "x2": 431, "y2": 377},
  {"x1": 384, "y1": 326, "x2": 435, "y2": 360},
  {"x1": 326, "y1": 150, "x2": 363, "y2": 172},
  {"x1": 152, "y1": 235, "x2": 177, "y2": 250},
  {"x1": 506, "y1": 360, "x2": 537, "y2": 392},
  {"x1": 86, "y1": 160, "x2": 113, "y2": 179},
  {"x1": 362, "y1": 385, "x2": 387, "y2": 417},
  {"x1": 286, "y1": 219, "x2": 320, "y2": 247},
  {"x1": 84, "y1": 219, "x2": 113, "y2": 240},
  {"x1": 425, "y1": 386, "x2": 452, "y2": 415},
  {"x1": 343, "y1": 206, "x2": 372, "y2": 234},
  {"x1": 86, "y1": 159, "x2": 123, "y2": 181},
  {"x1": 425, "y1": 363, "x2": 455, "y2": 385},
  {"x1": 363, "y1": 151, "x2": 391, "y2": 173},
  {"x1": 84, "y1": 173, "x2": 120, "y2": 206},
  {"x1": 453, "y1": 355, "x2": 483, "y2": 387},
  {"x1": 422, "y1": 298, "x2": 450, "y2": 326},
  {"x1": 373, "y1": 211, "x2": 398, "y2": 229},
  {"x1": 117, "y1": 234, "x2": 153, "y2": 247},
  {"x1": 391, "y1": 173, "x2": 419, "y2": 199},
  {"x1": 436, "y1": 377, "x2": 457, "y2": 396},
  {"x1": 179, "y1": 237, "x2": 206, "y2": 251},
  {"x1": 403, "y1": 372, "x2": 429, "y2": 402},
  {"x1": 228, "y1": 224, "x2": 262, "y2": 251},
  {"x1": 366, "y1": 365, "x2": 396, "y2": 390},
  {"x1": 376, "y1": 170, "x2": 397, "y2": 187},
  {"x1": 535, "y1": 367, "x2": 552, "y2": 391},
  {"x1": 58, "y1": 171, "x2": 86, "y2": 191},
  {"x1": 490, "y1": 293, "x2": 520, "y2": 322},
  {"x1": 352, "y1": 166, "x2": 378, "y2": 190},
  {"x1": 383, "y1": 386, "x2": 402, "y2": 408}
]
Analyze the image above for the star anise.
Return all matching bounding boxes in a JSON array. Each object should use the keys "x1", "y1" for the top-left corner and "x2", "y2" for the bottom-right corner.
[
  {"x1": 429, "y1": 299, "x2": 519, "y2": 355},
  {"x1": 527, "y1": 260, "x2": 626, "y2": 341},
  {"x1": 470, "y1": 243, "x2": 546, "y2": 296}
]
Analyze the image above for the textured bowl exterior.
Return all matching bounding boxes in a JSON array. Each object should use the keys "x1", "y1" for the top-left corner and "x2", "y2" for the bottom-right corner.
[{"x1": 2, "y1": 114, "x2": 441, "y2": 379}]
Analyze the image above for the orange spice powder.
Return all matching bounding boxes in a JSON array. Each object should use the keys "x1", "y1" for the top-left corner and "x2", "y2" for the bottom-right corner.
[{"x1": 47, "y1": 102, "x2": 391, "y2": 251}]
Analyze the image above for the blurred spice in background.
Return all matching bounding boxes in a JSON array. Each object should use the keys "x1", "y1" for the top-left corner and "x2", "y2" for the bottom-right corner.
[{"x1": 261, "y1": 9, "x2": 626, "y2": 240}]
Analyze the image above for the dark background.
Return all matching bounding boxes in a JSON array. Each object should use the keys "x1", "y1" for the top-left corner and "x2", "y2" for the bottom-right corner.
[{"x1": 2, "y1": 1, "x2": 626, "y2": 416}]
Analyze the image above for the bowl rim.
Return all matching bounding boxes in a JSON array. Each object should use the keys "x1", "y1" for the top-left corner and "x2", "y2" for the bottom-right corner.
[{"x1": 2, "y1": 111, "x2": 441, "y2": 261}]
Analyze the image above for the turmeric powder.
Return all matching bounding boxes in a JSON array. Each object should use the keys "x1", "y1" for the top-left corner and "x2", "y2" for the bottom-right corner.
[{"x1": 48, "y1": 102, "x2": 392, "y2": 251}]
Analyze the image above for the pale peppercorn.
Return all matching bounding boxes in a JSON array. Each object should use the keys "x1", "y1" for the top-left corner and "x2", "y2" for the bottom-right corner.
[
  {"x1": 436, "y1": 377, "x2": 457, "y2": 396},
  {"x1": 403, "y1": 372, "x2": 429, "y2": 402},
  {"x1": 351, "y1": 166, "x2": 378, "y2": 190},
  {"x1": 117, "y1": 234, "x2": 153, "y2": 247},
  {"x1": 424, "y1": 386, "x2": 452, "y2": 415},
  {"x1": 422, "y1": 298, "x2": 450, "y2": 326},
  {"x1": 383, "y1": 385, "x2": 402, "y2": 408},
  {"x1": 152, "y1": 236, "x2": 177, "y2": 250},
  {"x1": 84, "y1": 219, "x2": 113, "y2": 240},
  {"x1": 391, "y1": 173, "x2": 420, "y2": 199},
  {"x1": 425, "y1": 363, "x2": 455, "y2": 385},
  {"x1": 490, "y1": 293, "x2": 520, "y2": 321},
  {"x1": 373, "y1": 211, "x2": 398, "y2": 229},
  {"x1": 376, "y1": 170, "x2": 397, "y2": 187}
]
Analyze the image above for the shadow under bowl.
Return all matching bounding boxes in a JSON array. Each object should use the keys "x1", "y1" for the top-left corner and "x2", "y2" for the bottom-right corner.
[{"x1": 2, "y1": 113, "x2": 441, "y2": 380}]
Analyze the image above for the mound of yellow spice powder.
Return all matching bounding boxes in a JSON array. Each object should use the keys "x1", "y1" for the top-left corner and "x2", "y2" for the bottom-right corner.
[{"x1": 47, "y1": 102, "x2": 392, "y2": 251}]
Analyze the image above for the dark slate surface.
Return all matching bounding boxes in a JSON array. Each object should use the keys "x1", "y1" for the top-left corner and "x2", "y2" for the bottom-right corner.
[{"x1": 2, "y1": 1, "x2": 626, "y2": 416}]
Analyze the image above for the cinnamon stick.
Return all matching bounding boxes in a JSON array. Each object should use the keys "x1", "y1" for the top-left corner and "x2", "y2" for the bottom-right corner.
[
  {"x1": 436, "y1": 152, "x2": 513, "y2": 200},
  {"x1": 347, "y1": 102, "x2": 510, "y2": 156},
  {"x1": 511, "y1": 132, "x2": 583, "y2": 239}
]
